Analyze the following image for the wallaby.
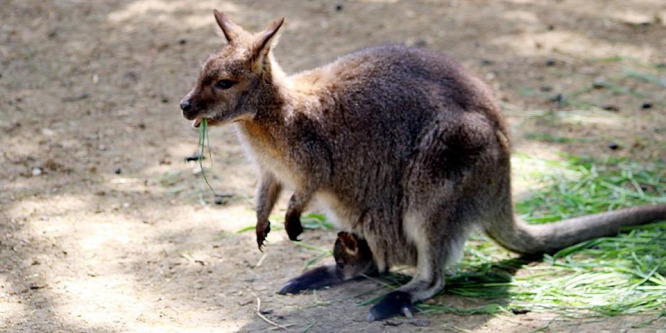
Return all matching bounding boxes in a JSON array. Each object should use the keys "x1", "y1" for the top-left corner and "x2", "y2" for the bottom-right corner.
[{"x1": 180, "y1": 10, "x2": 666, "y2": 321}]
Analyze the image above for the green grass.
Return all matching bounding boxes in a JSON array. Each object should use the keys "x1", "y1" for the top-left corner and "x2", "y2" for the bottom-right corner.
[
  {"x1": 623, "y1": 69, "x2": 666, "y2": 88},
  {"x1": 198, "y1": 118, "x2": 218, "y2": 195},
  {"x1": 353, "y1": 155, "x2": 666, "y2": 318},
  {"x1": 523, "y1": 132, "x2": 596, "y2": 144}
]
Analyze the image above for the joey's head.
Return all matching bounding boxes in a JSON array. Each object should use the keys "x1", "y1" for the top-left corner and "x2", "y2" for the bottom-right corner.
[
  {"x1": 180, "y1": 10, "x2": 285, "y2": 127},
  {"x1": 333, "y1": 232, "x2": 376, "y2": 280}
]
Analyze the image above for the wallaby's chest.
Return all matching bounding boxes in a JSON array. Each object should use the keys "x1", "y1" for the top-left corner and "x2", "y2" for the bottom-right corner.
[{"x1": 235, "y1": 122, "x2": 303, "y2": 188}]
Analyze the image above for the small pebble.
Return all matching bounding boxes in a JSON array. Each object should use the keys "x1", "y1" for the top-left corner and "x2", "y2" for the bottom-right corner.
[
  {"x1": 603, "y1": 105, "x2": 619, "y2": 112},
  {"x1": 161, "y1": 96, "x2": 169, "y2": 104},
  {"x1": 413, "y1": 39, "x2": 427, "y2": 48},
  {"x1": 384, "y1": 320, "x2": 402, "y2": 327},
  {"x1": 511, "y1": 308, "x2": 531, "y2": 315},
  {"x1": 549, "y1": 93, "x2": 564, "y2": 106},
  {"x1": 409, "y1": 319, "x2": 431, "y2": 327},
  {"x1": 592, "y1": 77, "x2": 606, "y2": 88},
  {"x1": 545, "y1": 58, "x2": 556, "y2": 66},
  {"x1": 32, "y1": 167, "x2": 43, "y2": 176},
  {"x1": 179, "y1": 39, "x2": 187, "y2": 45},
  {"x1": 185, "y1": 154, "x2": 204, "y2": 162}
]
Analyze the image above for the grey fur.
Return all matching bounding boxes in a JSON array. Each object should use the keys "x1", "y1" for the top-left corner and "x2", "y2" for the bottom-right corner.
[{"x1": 180, "y1": 12, "x2": 666, "y2": 319}]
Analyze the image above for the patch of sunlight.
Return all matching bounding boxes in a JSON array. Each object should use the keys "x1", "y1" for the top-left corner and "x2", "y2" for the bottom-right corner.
[
  {"x1": 502, "y1": 0, "x2": 542, "y2": 4},
  {"x1": 7, "y1": 194, "x2": 88, "y2": 221},
  {"x1": 356, "y1": 0, "x2": 399, "y2": 3},
  {"x1": 492, "y1": 30, "x2": 657, "y2": 61},
  {"x1": 547, "y1": 109, "x2": 625, "y2": 127},
  {"x1": 57, "y1": 275, "x2": 247, "y2": 333},
  {"x1": 0, "y1": 284, "x2": 26, "y2": 329},
  {"x1": 191, "y1": 205, "x2": 255, "y2": 233},
  {"x1": 78, "y1": 221, "x2": 132, "y2": 251},
  {"x1": 608, "y1": 10, "x2": 653, "y2": 25},
  {"x1": 500, "y1": 10, "x2": 539, "y2": 25},
  {"x1": 108, "y1": 0, "x2": 238, "y2": 27},
  {"x1": 511, "y1": 150, "x2": 567, "y2": 201}
]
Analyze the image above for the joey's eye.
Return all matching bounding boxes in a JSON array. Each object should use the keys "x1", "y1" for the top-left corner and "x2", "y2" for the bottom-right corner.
[{"x1": 215, "y1": 79, "x2": 235, "y2": 90}]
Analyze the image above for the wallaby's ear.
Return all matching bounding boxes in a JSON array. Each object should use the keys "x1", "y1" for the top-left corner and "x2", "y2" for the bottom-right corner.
[
  {"x1": 251, "y1": 17, "x2": 285, "y2": 66},
  {"x1": 213, "y1": 10, "x2": 242, "y2": 44}
]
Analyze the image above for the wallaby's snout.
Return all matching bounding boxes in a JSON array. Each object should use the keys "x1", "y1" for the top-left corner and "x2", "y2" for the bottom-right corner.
[
  {"x1": 179, "y1": 99, "x2": 192, "y2": 113},
  {"x1": 179, "y1": 89, "x2": 204, "y2": 127}
]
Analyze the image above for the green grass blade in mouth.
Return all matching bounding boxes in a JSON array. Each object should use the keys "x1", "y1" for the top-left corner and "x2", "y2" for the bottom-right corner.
[{"x1": 198, "y1": 118, "x2": 218, "y2": 196}]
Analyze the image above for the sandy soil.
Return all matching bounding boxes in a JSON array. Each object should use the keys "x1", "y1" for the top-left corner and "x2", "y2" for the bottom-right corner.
[{"x1": 1, "y1": 0, "x2": 665, "y2": 332}]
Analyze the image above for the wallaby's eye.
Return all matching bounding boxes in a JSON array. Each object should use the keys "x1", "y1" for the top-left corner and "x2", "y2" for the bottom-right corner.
[{"x1": 215, "y1": 79, "x2": 235, "y2": 90}]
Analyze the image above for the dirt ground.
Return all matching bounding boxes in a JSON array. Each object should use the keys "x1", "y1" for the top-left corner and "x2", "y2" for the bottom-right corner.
[{"x1": 1, "y1": 0, "x2": 665, "y2": 332}]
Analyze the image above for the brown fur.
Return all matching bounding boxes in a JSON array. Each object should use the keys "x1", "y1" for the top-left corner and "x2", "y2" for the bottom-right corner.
[{"x1": 180, "y1": 11, "x2": 666, "y2": 320}]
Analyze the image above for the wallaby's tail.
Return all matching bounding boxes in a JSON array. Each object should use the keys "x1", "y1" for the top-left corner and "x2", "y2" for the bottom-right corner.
[{"x1": 485, "y1": 204, "x2": 666, "y2": 255}]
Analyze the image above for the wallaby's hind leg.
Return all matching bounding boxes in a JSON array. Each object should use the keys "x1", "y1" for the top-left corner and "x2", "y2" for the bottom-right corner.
[
  {"x1": 278, "y1": 232, "x2": 377, "y2": 294},
  {"x1": 367, "y1": 209, "x2": 465, "y2": 321}
]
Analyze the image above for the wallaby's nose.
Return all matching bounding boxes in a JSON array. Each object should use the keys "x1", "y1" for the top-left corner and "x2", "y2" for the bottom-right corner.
[{"x1": 180, "y1": 99, "x2": 193, "y2": 112}]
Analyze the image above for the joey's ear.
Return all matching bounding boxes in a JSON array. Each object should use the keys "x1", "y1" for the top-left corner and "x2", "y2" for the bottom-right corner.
[
  {"x1": 213, "y1": 10, "x2": 242, "y2": 44},
  {"x1": 251, "y1": 17, "x2": 285, "y2": 66},
  {"x1": 337, "y1": 232, "x2": 358, "y2": 252}
]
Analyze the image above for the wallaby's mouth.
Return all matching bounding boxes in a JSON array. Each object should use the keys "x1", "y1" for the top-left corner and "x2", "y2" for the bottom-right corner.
[
  {"x1": 192, "y1": 116, "x2": 220, "y2": 128},
  {"x1": 192, "y1": 117, "x2": 203, "y2": 128}
]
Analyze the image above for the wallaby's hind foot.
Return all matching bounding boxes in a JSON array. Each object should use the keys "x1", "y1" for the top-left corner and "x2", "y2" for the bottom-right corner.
[
  {"x1": 367, "y1": 291, "x2": 414, "y2": 321},
  {"x1": 277, "y1": 265, "x2": 340, "y2": 295}
]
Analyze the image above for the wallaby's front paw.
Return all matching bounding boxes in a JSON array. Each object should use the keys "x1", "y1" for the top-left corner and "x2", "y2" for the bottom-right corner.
[
  {"x1": 367, "y1": 291, "x2": 414, "y2": 322},
  {"x1": 256, "y1": 220, "x2": 271, "y2": 251},
  {"x1": 285, "y1": 211, "x2": 304, "y2": 241}
]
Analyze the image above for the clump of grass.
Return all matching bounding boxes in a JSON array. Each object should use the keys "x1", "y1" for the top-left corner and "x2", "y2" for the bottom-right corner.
[
  {"x1": 623, "y1": 69, "x2": 666, "y2": 88},
  {"x1": 516, "y1": 156, "x2": 665, "y2": 223}
]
